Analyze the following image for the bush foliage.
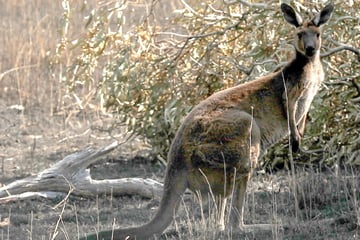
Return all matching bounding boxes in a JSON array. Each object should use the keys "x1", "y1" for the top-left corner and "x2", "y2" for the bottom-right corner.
[{"x1": 54, "y1": 0, "x2": 359, "y2": 167}]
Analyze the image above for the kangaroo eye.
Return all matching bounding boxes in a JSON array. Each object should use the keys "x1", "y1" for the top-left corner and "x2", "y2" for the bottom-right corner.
[
  {"x1": 297, "y1": 33, "x2": 302, "y2": 39},
  {"x1": 316, "y1": 33, "x2": 320, "y2": 38}
]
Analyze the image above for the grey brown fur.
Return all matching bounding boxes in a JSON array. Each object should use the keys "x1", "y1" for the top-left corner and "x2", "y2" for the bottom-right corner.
[{"x1": 83, "y1": 3, "x2": 333, "y2": 240}]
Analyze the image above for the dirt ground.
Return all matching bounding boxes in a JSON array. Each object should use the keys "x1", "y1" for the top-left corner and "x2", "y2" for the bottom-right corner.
[{"x1": 0, "y1": 102, "x2": 359, "y2": 240}]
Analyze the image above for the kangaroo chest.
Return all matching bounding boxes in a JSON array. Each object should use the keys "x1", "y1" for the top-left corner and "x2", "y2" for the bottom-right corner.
[{"x1": 294, "y1": 62, "x2": 324, "y2": 122}]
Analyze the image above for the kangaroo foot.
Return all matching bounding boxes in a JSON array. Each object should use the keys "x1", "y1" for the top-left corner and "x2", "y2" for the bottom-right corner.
[{"x1": 239, "y1": 223, "x2": 281, "y2": 232}]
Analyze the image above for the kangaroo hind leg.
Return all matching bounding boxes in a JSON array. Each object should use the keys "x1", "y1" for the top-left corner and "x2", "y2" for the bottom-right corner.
[{"x1": 228, "y1": 118, "x2": 273, "y2": 232}]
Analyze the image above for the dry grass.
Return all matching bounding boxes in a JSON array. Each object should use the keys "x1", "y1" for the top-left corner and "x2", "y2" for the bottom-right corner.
[
  {"x1": 145, "y1": 167, "x2": 359, "y2": 240},
  {"x1": 0, "y1": 0, "x2": 59, "y2": 109}
]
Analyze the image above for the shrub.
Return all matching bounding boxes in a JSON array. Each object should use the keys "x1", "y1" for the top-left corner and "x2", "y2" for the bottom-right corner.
[{"x1": 53, "y1": 0, "x2": 359, "y2": 166}]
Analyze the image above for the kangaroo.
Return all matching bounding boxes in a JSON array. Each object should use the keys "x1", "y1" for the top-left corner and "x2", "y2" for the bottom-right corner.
[{"x1": 83, "y1": 3, "x2": 333, "y2": 240}]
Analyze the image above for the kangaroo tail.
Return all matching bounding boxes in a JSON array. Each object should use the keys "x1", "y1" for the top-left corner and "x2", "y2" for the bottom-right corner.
[{"x1": 82, "y1": 168, "x2": 188, "y2": 240}]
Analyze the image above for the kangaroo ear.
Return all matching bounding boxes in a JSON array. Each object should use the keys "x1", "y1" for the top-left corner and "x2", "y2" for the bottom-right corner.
[
  {"x1": 281, "y1": 3, "x2": 303, "y2": 27},
  {"x1": 311, "y1": 4, "x2": 334, "y2": 26}
]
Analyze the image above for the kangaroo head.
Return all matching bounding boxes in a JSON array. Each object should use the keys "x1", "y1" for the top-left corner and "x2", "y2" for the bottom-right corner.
[{"x1": 281, "y1": 3, "x2": 334, "y2": 58}]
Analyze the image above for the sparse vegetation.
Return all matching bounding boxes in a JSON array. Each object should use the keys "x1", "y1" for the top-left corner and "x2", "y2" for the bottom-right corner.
[{"x1": 0, "y1": 0, "x2": 359, "y2": 240}]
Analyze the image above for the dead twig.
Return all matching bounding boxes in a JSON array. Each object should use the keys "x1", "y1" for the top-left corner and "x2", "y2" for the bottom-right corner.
[
  {"x1": 352, "y1": 78, "x2": 360, "y2": 96},
  {"x1": 321, "y1": 45, "x2": 360, "y2": 59},
  {"x1": 0, "y1": 64, "x2": 39, "y2": 82},
  {"x1": 351, "y1": 78, "x2": 360, "y2": 103},
  {"x1": 224, "y1": 0, "x2": 270, "y2": 9}
]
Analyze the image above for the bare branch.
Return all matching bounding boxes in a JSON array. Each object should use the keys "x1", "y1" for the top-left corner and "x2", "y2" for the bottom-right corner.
[
  {"x1": 321, "y1": 45, "x2": 360, "y2": 59},
  {"x1": 224, "y1": 0, "x2": 270, "y2": 9},
  {"x1": 351, "y1": 96, "x2": 360, "y2": 103},
  {"x1": 188, "y1": 21, "x2": 241, "y2": 40},
  {"x1": 230, "y1": 58, "x2": 279, "y2": 75},
  {"x1": 352, "y1": 78, "x2": 360, "y2": 97},
  {"x1": 326, "y1": 75, "x2": 360, "y2": 103}
]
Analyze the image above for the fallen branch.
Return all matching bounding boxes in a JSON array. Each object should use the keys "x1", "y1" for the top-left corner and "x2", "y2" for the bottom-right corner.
[
  {"x1": 0, "y1": 142, "x2": 163, "y2": 203},
  {"x1": 0, "y1": 191, "x2": 67, "y2": 204}
]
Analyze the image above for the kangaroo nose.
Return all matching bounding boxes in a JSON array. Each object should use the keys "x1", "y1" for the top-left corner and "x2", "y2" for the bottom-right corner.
[{"x1": 305, "y1": 46, "x2": 315, "y2": 56}]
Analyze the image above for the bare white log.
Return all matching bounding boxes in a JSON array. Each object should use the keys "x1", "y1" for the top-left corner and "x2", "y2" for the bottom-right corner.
[
  {"x1": 0, "y1": 142, "x2": 163, "y2": 203},
  {"x1": 0, "y1": 191, "x2": 67, "y2": 204}
]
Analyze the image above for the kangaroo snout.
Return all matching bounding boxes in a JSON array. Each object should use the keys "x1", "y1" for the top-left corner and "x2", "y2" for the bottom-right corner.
[{"x1": 305, "y1": 45, "x2": 316, "y2": 57}]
